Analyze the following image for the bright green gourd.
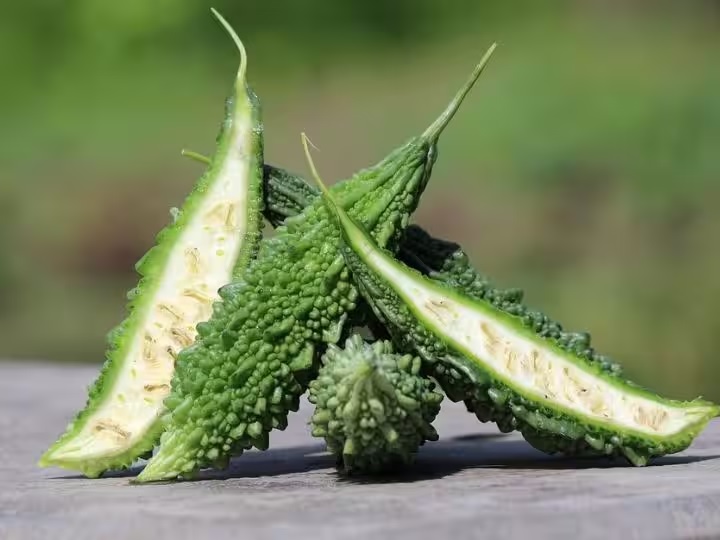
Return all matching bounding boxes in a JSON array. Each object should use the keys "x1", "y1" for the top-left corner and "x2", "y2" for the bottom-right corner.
[
  {"x1": 135, "y1": 46, "x2": 496, "y2": 483},
  {"x1": 310, "y1": 164, "x2": 719, "y2": 467},
  {"x1": 309, "y1": 335, "x2": 442, "y2": 474},
  {"x1": 262, "y1": 165, "x2": 319, "y2": 228},
  {"x1": 398, "y1": 225, "x2": 624, "y2": 376},
  {"x1": 259, "y1": 166, "x2": 624, "y2": 377},
  {"x1": 39, "y1": 10, "x2": 265, "y2": 478}
]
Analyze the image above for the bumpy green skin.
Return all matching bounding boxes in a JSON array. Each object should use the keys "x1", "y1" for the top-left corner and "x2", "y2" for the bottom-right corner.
[
  {"x1": 262, "y1": 165, "x2": 318, "y2": 228},
  {"x1": 308, "y1": 335, "x2": 442, "y2": 474},
  {"x1": 320, "y1": 193, "x2": 718, "y2": 467},
  {"x1": 134, "y1": 50, "x2": 495, "y2": 482},
  {"x1": 39, "y1": 69, "x2": 264, "y2": 479},
  {"x1": 135, "y1": 139, "x2": 436, "y2": 482},
  {"x1": 262, "y1": 166, "x2": 623, "y2": 377}
]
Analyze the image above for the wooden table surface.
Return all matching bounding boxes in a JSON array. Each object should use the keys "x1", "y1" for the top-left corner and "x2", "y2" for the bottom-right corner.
[{"x1": 2, "y1": 361, "x2": 718, "y2": 540}]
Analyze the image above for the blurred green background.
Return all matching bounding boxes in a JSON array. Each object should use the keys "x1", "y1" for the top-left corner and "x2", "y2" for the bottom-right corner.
[{"x1": 2, "y1": 1, "x2": 719, "y2": 401}]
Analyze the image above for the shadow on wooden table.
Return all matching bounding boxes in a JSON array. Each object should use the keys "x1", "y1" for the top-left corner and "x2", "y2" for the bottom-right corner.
[
  {"x1": 341, "y1": 435, "x2": 720, "y2": 485},
  {"x1": 49, "y1": 432, "x2": 720, "y2": 484}
]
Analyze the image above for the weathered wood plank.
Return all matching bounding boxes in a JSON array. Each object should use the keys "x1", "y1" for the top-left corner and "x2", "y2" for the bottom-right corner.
[{"x1": 1, "y1": 362, "x2": 718, "y2": 540}]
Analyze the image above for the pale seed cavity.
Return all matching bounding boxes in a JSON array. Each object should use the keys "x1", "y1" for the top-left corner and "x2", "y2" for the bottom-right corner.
[
  {"x1": 224, "y1": 204, "x2": 236, "y2": 228},
  {"x1": 142, "y1": 340, "x2": 156, "y2": 358},
  {"x1": 183, "y1": 288, "x2": 213, "y2": 302},
  {"x1": 93, "y1": 421, "x2": 131, "y2": 440},
  {"x1": 412, "y1": 288, "x2": 679, "y2": 434},
  {"x1": 185, "y1": 247, "x2": 202, "y2": 275},
  {"x1": 144, "y1": 383, "x2": 171, "y2": 393},
  {"x1": 158, "y1": 303, "x2": 184, "y2": 322},
  {"x1": 480, "y1": 322, "x2": 500, "y2": 355},
  {"x1": 204, "y1": 201, "x2": 237, "y2": 230},
  {"x1": 478, "y1": 320, "x2": 671, "y2": 432},
  {"x1": 170, "y1": 327, "x2": 194, "y2": 348},
  {"x1": 424, "y1": 299, "x2": 459, "y2": 322}
]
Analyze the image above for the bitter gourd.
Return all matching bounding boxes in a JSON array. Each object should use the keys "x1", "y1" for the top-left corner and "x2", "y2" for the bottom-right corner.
[
  {"x1": 262, "y1": 165, "x2": 319, "y2": 228},
  {"x1": 312, "y1": 168, "x2": 720, "y2": 467},
  {"x1": 259, "y1": 166, "x2": 625, "y2": 378},
  {"x1": 398, "y1": 225, "x2": 625, "y2": 376},
  {"x1": 135, "y1": 44, "x2": 496, "y2": 483},
  {"x1": 309, "y1": 335, "x2": 443, "y2": 474},
  {"x1": 39, "y1": 10, "x2": 264, "y2": 478}
]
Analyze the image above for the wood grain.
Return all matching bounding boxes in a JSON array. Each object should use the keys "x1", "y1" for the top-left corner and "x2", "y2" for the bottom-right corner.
[{"x1": 1, "y1": 362, "x2": 718, "y2": 540}]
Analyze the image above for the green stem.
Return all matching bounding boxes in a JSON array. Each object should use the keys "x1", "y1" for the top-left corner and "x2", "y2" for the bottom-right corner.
[
  {"x1": 210, "y1": 8, "x2": 248, "y2": 82},
  {"x1": 180, "y1": 149, "x2": 211, "y2": 165},
  {"x1": 421, "y1": 43, "x2": 497, "y2": 142}
]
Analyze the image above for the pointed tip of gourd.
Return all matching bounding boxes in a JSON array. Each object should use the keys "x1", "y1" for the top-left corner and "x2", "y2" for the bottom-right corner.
[
  {"x1": 38, "y1": 442, "x2": 64, "y2": 468},
  {"x1": 37, "y1": 453, "x2": 52, "y2": 468},
  {"x1": 421, "y1": 42, "x2": 497, "y2": 142},
  {"x1": 301, "y1": 133, "x2": 368, "y2": 249},
  {"x1": 210, "y1": 8, "x2": 248, "y2": 82},
  {"x1": 37, "y1": 448, "x2": 104, "y2": 479},
  {"x1": 301, "y1": 133, "x2": 332, "y2": 200}
]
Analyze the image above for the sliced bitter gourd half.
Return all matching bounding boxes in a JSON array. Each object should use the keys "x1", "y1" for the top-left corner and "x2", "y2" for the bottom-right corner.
[
  {"x1": 39, "y1": 10, "x2": 264, "y2": 478},
  {"x1": 253, "y1": 164, "x2": 626, "y2": 377},
  {"x1": 311, "y1": 171, "x2": 719, "y2": 467}
]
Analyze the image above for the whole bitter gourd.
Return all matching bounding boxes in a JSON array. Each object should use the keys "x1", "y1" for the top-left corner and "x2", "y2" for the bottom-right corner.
[
  {"x1": 40, "y1": 10, "x2": 265, "y2": 478},
  {"x1": 311, "y1": 169, "x2": 719, "y2": 467},
  {"x1": 260, "y1": 165, "x2": 624, "y2": 377},
  {"x1": 135, "y1": 45, "x2": 496, "y2": 482},
  {"x1": 309, "y1": 335, "x2": 443, "y2": 474}
]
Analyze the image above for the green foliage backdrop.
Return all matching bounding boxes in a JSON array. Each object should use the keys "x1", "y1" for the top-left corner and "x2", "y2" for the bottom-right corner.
[{"x1": 2, "y1": 1, "x2": 719, "y2": 400}]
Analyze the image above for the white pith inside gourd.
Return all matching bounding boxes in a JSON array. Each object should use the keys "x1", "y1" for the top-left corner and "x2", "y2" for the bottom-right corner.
[
  {"x1": 50, "y1": 106, "x2": 253, "y2": 463},
  {"x1": 353, "y1": 230, "x2": 711, "y2": 438}
]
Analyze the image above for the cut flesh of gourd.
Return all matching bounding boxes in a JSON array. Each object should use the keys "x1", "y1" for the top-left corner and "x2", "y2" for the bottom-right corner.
[
  {"x1": 46, "y1": 160, "x2": 251, "y2": 467},
  {"x1": 306, "y1": 159, "x2": 719, "y2": 460},
  {"x1": 385, "y1": 270, "x2": 711, "y2": 438},
  {"x1": 39, "y1": 10, "x2": 263, "y2": 477}
]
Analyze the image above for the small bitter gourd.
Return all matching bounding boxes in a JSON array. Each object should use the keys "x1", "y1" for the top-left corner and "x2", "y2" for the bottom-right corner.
[
  {"x1": 135, "y1": 45, "x2": 496, "y2": 482},
  {"x1": 39, "y1": 10, "x2": 264, "y2": 478},
  {"x1": 312, "y1": 170, "x2": 720, "y2": 467},
  {"x1": 309, "y1": 335, "x2": 443, "y2": 474}
]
